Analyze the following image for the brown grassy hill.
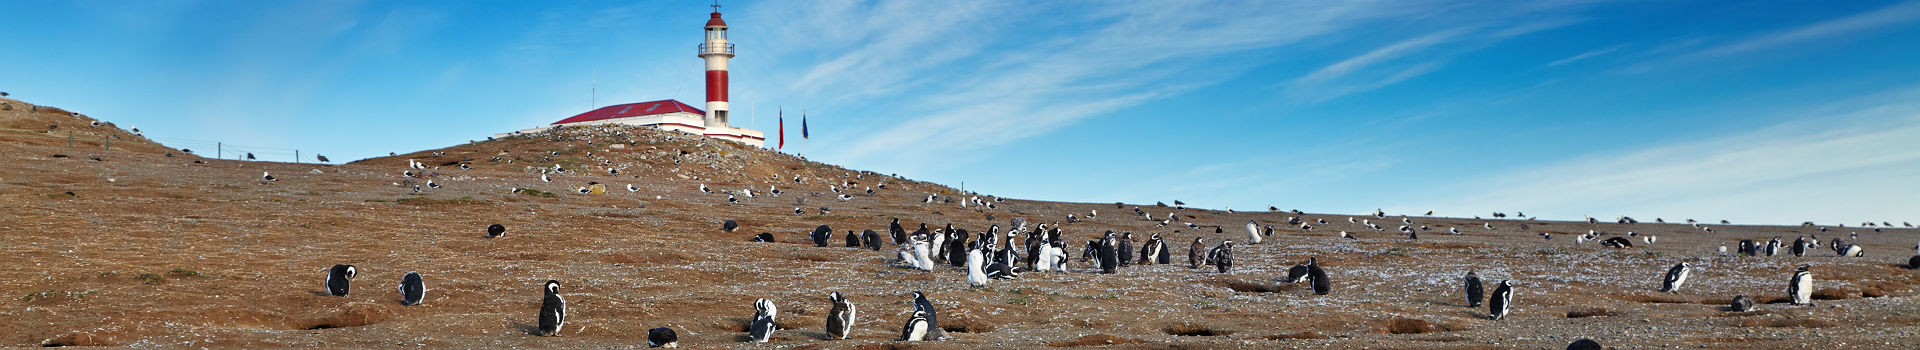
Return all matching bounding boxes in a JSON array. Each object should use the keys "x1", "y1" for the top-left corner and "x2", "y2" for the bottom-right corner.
[
  {"x1": 0, "y1": 96, "x2": 180, "y2": 156},
  {"x1": 3, "y1": 105, "x2": 1919, "y2": 348}
]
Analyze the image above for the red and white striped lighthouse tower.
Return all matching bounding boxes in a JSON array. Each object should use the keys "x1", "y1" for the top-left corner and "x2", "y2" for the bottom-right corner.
[{"x1": 698, "y1": 4, "x2": 734, "y2": 128}]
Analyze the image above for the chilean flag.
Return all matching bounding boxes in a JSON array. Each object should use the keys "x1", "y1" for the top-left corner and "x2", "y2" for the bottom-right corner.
[{"x1": 777, "y1": 106, "x2": 785, "y2": 149}]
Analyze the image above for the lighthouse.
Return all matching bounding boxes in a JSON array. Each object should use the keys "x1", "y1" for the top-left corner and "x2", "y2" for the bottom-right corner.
[{"x1": 699, "y1": 5, "x2": 734, "y2": 129}]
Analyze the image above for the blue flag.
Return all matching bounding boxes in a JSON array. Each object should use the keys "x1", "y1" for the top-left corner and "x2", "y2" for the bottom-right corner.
[{"x1": 801, "y1": 111, "x2": 809, "y2": 139}]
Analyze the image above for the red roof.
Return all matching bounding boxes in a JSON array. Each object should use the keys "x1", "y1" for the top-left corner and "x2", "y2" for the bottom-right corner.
[
  {"x1": 552, "y1": 99, "x2": 705, "y2": 125},
  {"x1": 706, "y1": 12, "x2": 727, "y2": 27}
]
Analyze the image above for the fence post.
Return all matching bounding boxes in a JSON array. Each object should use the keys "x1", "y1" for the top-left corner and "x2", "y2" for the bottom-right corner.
[
  {"x1": 67, "y1": 132, "x2": 73, "y2": 148},
  {"x1": 218, "y1": 142, "x2": 222, "y2": 159},
  {"x1": 295, "y1": 150, "x2": 300, "y2": 163},
  {"x1": 104, "y1": 136, "x2": 110, "y2": 151}
]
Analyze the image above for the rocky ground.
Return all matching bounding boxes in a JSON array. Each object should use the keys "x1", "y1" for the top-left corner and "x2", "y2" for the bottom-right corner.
[{"x1": 5, "y1": 97, "x2": 1920, "y2": 349}]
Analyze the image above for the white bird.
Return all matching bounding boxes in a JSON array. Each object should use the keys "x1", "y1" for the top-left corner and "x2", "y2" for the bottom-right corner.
[
  {"x1": 261, "y1": 172, "x2": 277, "y2": 181},
  {"x1": 627, "y1": 184, "x2": 638, "y2": 192},
  {"x1": 1449, "y1": 227, "x2": 1460, "y2": 235},
  {"x1": 699, "y1": 184, "x2": 711, "y2": 193},
  {"x1": 540, "y1": 174, "x2": 551, "y2": 183},
  {"x1": 426, "y1": 180, "x2": 440, "y2": 189},
  {"x1": 1245, "y1": 221, "x2": 1262, "y2": 244}
]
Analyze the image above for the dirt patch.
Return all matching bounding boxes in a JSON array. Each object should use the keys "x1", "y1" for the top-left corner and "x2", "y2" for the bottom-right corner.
[
  {"x1": 1217, "y1": 279, "x2": 1280, "y2": 293},
  {"x1": 1566, "y1": 307, "x2": 1617, "y2": 318},
  {"x1": 942, "y1": 316, "x2": 996, "y2": 333},
  {"x1": 1812, "y1": 288, "x2": 1853, "y2": 301},
  {"x1": 39, "y1": 332, "x2": 112, "y2": 347},
  {"x1": 1164, "y1": 323, "x2": 1235, "y2": 337},
  {"x1": 300, "y1": 303, "x2": 394, "y2": 330},
  {"x1": 1266, "y1": 331, "x2": 1330, "y2": 340},
  {"x1": 1382, "y1": 317, "x2": 1464, "y2": 334},
  {"x1": 1617, "y1": 293, "x2": 1689, "y2": 304},
  {"x1": 1738, "y1": 318, "x2": 1834, "y2": 328},
  {"x1": 1048, "y1": 334, "x2": 1143, "y2": 347}
]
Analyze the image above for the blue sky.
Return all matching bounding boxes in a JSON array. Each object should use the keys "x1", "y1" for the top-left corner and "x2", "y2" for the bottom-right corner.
[{"x1": 5, "y1": 0, "x2": 1919, "y2": 225}]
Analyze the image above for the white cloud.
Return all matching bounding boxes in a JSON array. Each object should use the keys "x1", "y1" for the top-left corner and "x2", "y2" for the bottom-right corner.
[
  {"x1": 1396, "y1": 86, "x2": 1920, "y2": 225},
  {"x1": 1626, "y1": 1, "x2": 1920, "y2": 72},
  {"x1": 1546, "y1": 44, "x2": 1625, "y2": 67}
]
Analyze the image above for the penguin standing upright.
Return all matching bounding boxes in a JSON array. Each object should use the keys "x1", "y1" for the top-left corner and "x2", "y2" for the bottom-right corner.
[
  {"x1": 1097, "y1": 231, "x2": 1120, "y2": 274},
  {"x1": 811, "y1": 225, "x2": 834, "y2": 247},
  {"x1": 1188, "y1": 237, "x2": 1207, "y2": 269},
  {"x1": 538, "y1": 280, "x2": 566, "y2": 336},
  {"x1": 1788, "y1": 265, "x2": 1813, "y2": 306},
  {"x1": 1660, "y1": 262, "x2": 1692, "y2": 293},
  {"x1": 929, "y1": 228, "x2": 950, "y2": 264},
  {"x1": 846, "y1": 230, "x2": 861, "y2": 247},
  {"x1": 324, "y1": 264, "x2": 356, "y2": 297},
  {"x1": 749, "y1": 298, "x2": 778, "y2": 342},
  {"x1": 397, "y1": 271, "x2": 425, "y2": 306},
  {"x1": 889, "y1": 218, "x2": 907, "y2": 245},
  {"x1": 911, "y1": 291, "x2": 940, "y2": 332},
  {"x1": 826, "y1": 292, "x2": 856, "y2": 340},
  {"x1": 1117, "y1": 232, "x2": 1135, "y2": 267},
  {"x1": 1488, "y1": 280, "x2": 1514, "y2": 320},
  {"x1": 899, "y1": 310, "x2": 930, "y2": 341},
  {"x1": 1139, "y1": 233, "x2": 1164, "y2": 265},
  {"x1": 1207, "y1": 240, "x2": 1234, "y2": 273},
  {"x1": 1307, "y1": 257, "x2": 1331, "y2": 295},
  {"x1": 1464, "y1": 271, "x2": 1485, "y2": 307},
  {"x1": 1791, "y1": 236, "x2": 1808, "y2": 257},
  {"x1": 948, "y1": 229, "x2": 970, "y2": 268},
  {"x1": 966, "y1": 242, "x2": 990, "y2": 287},
  {"x1": 1245, "y1": 220, "x2": 1262, "y2": 244}
]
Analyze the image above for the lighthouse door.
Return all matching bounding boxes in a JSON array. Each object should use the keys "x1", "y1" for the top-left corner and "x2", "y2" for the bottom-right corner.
[{"x1": 714, "y1": 110, "x2": 728, "y2": 126}]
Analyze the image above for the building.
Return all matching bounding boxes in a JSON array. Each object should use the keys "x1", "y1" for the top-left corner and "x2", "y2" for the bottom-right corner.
[{"x1": 495, "y1": 6, "x2": 764, "y2": 147}]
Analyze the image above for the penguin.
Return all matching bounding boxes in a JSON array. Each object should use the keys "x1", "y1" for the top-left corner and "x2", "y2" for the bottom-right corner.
[
  {"x1": 1729, "y1": 295, "x2": 1755, "y2": 312},
  {"x1": 538, "y1": 280, "x2": 566, "y2": 336},
  {"x1": 966, "y1": 243, "x2": 990, "y2": 287},
  {"x1": 487, "y1": 223, "x2": 506, "y2": 238},
  {"x1": 1567, "y1": 338, "x2": 1602, "y2": 350},
  {"x1": 748, "y1": 298, "x2": 777, "y2": 342},
  {"x1": 398, "y1": 271, "x2": 425, "y2": 306},
  {"x1": 1464, "y1": 271, "x2": 1485, "y2": 307},
  {"x1": 1738, "y1": 239, "x2": 1757, "y2": 256},
  {"x1": 1308, "y1": 258, "x2": 1331, "y2": 295},
  {"x1": 1909, "y1": 255, "x2": 1920, "y2": 270},
  {"x1": 911, "y1": 236, "x2": 935, "y2": 271},
  {"x1": 751, "y1": 232, "x2": 776, "y2": 242},
  {"x1": 1718, "y1": 243, "x2": 1728, "y2": 256},
  {"x1": 647, "y1": 327, "x2": 678, "y2": 348},
  {"x1": 1188, "y1": 237, "x2": 1207, "y2": 269},
  {"x1": 1138, "y1": 233, "x2": 1165, "y2": 265},
  {"x1": 889, "y1": 219, "x2": 908, "y2": 245},
  {"x1": 1050, "y1": 240, "x2": 1072, "y2": 272},
  {"x1": 1791, "y1": 236, "x2": 1807, "y2": 256},
  {"x1": 985, "y1": 260, "x2": 1018, "y2": 280},
  {"x1": 1152, "y1": 234, "x2": 1171, "y2": 264},
  {"x1": 911, "y1": 291, "x2": 940, "y2": 331},
  {"x1": 899, "y1": 310, "x2": 931, "y2": 341},
  {"x1": 1034, "y1": 238, "x2": 1060, "y2": 273},
  {"x1": 1601, "y1": 237, "x2": 1632, "y2": 248},
  {"x1": 811, "y1": 225, "x2": 833, "y2": 247},
  {"x1": 723, "y1": 220, "x2": 739, "y2": 232},
  {"x1": 860, "y1": 229, "x2": 882, "y2": 250},
  {"x1": 1207, "y1": 240, "x2": 1234, "y2": 273},
  {"x1": 1488, "y1": 279, "x2": 1513, "y2": 320},
  {"x1": 324, "y1": 264, "x2": 355, "y2": 296},
  {"x1": 1245, "y1": 220, "x2": 1262, "y2": 244},
  {"x1": 1097, "y1": 231, "x2": 1119, "y2": 274},
  {"x1": 826, "y1": 292, "x2": 856, "y2": 340},
  {"x1": 1285, "y1": 258, "x2": 1311, "y2": 283},
  {"x1": 1649, "y1": 261, "x2": 1691, "y2": 294},
  {"x1": 1116, "y1": 232, "x2": 1135, "y2": 267},
  {"x1": 1788, "y1": 265, "x2": 1813, "y2": 306},
  {"x1": 929, "y1": 228, "x2": 950, "y2": 264}
]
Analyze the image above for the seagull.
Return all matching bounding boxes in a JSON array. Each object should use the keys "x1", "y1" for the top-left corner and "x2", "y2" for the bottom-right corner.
[
  {"x1": 794, "y1": 208, "x2": 805, "y2": 215},
  {"x1": 261, "y1": 172, "x2": 277, "y2": 181},
  {"x1": 1540, "y1": 233, "x2": 1551, "y2": 240},
  {"x1": 838, "y1": 194, "x2": 854, "y2": 201},
  {"x1": 427, "y1": 180, "x2": 440, "y2": 189},
  {"x1": 245, "y1": 153, "x2": 256, "y2": 160},
  {"x1": 412, "y1": 185, "x2": 421, "y2": 193},
  {"x1": 316, "y1": 154, "x2": 329, "y2": 162},
  {"x1": 699, "y1": 184, "x2": 711, "y2": 193},
  {"x1": 577, "y1": 187, "x2": 591, "y2": 194},
  {"x1": 1340, "y1": 231, "x2": 1355, "y2": 239},
  {"x1": 1449, "y1": 227, "x2": 1460, "y2": 235},
  {"x1": 728, "y1": 195, "x2": 738, "y2": 204},
  {"x1": 743, "y1": 189, "x2": 755, "y2": 198},
  {"x1": 627, "y1": 184, "x2": 639, "y2": 192},
  {"x1": 1483, "y1": 223, "x2": 1494, "y2": 230},
  {"x1": 540, "y1": 174, "x2": 552, "y2": 183},
  {"x1": 460, "y1": 164, "x2": 471, "y2": 170},
  {"x1": 404, "y1": 171, "x2": 416, "y2": 178},
  {"x1": 608, "y1": 168, "x2": 618, "y2": 175}
]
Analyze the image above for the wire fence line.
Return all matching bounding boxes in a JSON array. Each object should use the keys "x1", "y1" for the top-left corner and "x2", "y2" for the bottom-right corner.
[{"x1": 138, "y1": 136, "x2": 331, "y2": 163}]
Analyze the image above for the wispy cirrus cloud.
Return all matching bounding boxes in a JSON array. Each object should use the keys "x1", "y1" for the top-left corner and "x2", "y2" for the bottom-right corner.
[
  {"x1": 1395, "y1": 85, "x2": 1920, "y2": 225},
  {"x1": 1624, "y1": 1, "x2": 1920, "y2": 72},
  {"x1": 1547, "y1": 44, "x2": 1625, "y2": 67}
]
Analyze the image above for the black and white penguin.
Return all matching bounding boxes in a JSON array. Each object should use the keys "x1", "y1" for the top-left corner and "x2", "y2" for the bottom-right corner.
[
  {"x1": 1308, "y1": 258, "x2": 1331, "y2": 295},
  {"x1": 889, "y1": 219, "x2": 908, "y2": 245},
  {"x1": 1791, "y1": 236, "x2": 1808, "y2": 256},
  {"x1": 811, "y1": 225, "x2": 833, "y2": 247},
  {"x1": 1464, "y1": 271, "x2": 1485, "y2": 307},
  {"x1": 1245, "y1": 220, "x2": 1262, "y2": 244},
  {"x1": 1659, "y1": 262, "x2": 1691, "y2": 294},
  {"x1": 325, "y1": 264, "x2": 355, "y2": 296},
  {"x1": 723, "y1": 220, "x2": 739, "y2": 232},
  {"x1": 1206, "y1": 240, "x2": 1234, "y2": 273},
  {"x1": 487, "y1": 223, "x2": 506, "y2": 238},
  {"x1": 262, "y1": 172, "x2": 277, "y2": 182},
  {"x1": 1285, "y1": 258, "x2": 1312, "y2": 283},
  {"x1": 647, "y1": 327, "x2": 678, "y2": 348},
  {"x1": 398, "y1": 271, "x2": 425, "y2": 306},
  {"x1": 899, "y1": 310, "x2": 931, "y2": 341},
  {"x1": 911, "y1": 291, "x2": 940, "y2": 331},
  {"x1": 966, "y1": 242, "x2": 990, "y2": 287},
  {"x1": 1488, "y1": 280, "x2": 1514, "y2": 320},
  {"x1": 1788, "y1": 265, "x2": 1813, "y2": 306},
  {"x1": 748, "y1": 298, "x2": 777, "y2": 342},
  {"x1": 1188, "y1": 237, "x2": 1207, "y2": 269},
  {"x1": 845, "y1": 230, "x2": 861, "y2": 247},
  {"x1": 862, "y1": 229, "x2": 882, "y2": 251},
  {"x1": 949, "y1": 229, "x2": 971, "y2": 268},
  {"x1": 1116, "y1": 232, "x2": 1135, "y2": 268},
  {"x1": 538, "y1": 280, "x2": 566, "y2": 336},
  {"x1": 1729, "y1": 295, "x2": 1755, "y2": 312},
  {"x1": 1138, "y1": 233, "x2": 1165, "y2": 265},
  {"x1": 826, "y1": 292, "x2": 856, "y2": 340},
  {"x1": 1601, "y1": 237, "x2": 1632, "y2": 248},
  {"x1": 751, "y1": 232, "x2": 776, "y2": 242},
  {"x1": 1097, "y1": 231, "x2": 1119, "y2": 274}
]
